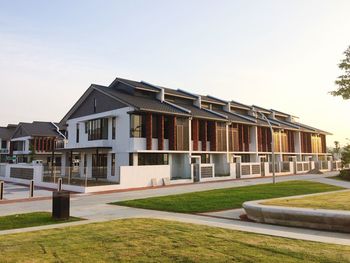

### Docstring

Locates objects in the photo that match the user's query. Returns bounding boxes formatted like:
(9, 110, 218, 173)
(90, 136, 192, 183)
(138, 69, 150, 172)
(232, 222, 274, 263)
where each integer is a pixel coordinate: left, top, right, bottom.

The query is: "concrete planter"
(243, 193, 350, 233)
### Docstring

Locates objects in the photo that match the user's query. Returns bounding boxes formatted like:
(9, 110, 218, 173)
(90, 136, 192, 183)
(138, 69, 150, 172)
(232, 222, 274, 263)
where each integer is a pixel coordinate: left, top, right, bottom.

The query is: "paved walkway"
(1, 172, 350, 246)
(0, 172, 340, 216)
(0, 182, 53, 200)
(311, 176, 350, 189)
(200, 208, 245, 220)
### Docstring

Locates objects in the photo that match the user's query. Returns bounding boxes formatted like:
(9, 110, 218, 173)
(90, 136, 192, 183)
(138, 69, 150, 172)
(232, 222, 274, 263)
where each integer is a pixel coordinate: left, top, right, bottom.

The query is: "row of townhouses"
(0, 77, 341, 192)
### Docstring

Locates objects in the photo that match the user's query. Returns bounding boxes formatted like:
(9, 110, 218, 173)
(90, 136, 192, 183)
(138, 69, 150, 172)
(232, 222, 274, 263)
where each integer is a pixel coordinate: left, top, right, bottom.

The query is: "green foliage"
(339, 169, 350, 181)
(342, 145, 350, 165)
(331, 46, 350, 99)
(28, 141, 35, 163)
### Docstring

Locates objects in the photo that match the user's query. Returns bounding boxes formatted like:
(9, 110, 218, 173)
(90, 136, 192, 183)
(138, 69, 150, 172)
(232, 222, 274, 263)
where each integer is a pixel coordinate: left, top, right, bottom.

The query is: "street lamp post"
(258, 112, 276, 184)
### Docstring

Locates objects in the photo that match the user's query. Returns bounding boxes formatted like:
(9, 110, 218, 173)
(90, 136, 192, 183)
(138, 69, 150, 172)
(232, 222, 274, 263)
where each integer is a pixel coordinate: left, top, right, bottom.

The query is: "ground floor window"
(138, 153, 169, 166)
(282, 155, 295, 162)
(240, 154, 250, 163)
(192, 154, 210, 164)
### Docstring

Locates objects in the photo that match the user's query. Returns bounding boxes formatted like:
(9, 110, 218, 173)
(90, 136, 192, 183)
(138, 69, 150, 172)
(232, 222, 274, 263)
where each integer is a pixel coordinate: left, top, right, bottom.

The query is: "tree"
(29, 141, 35, 163)
(331, 46, 350, 99)
(334, 141, 340, 153)
(342, 144, 350, 166)
(331, 141, 341, 160)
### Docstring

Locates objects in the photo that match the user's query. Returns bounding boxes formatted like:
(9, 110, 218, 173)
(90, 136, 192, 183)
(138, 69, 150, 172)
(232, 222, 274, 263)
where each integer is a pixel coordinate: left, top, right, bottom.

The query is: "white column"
(132, 153, 138, 166)
(86, 153, 93, 178)
(278, 130, 283, 162)
(61, 152, 67, 176)
(294, 131, 302, 161)
(79, 153, 85, 178)
(188, 118, 192, 153)
(226, 123, 230, 161)
(107, 153, 112, 179)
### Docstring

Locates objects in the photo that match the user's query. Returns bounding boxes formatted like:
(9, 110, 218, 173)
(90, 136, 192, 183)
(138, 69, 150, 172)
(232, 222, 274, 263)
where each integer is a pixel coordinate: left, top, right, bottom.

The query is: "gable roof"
(0, 125, 17, 140)
(12, 122, 64, 139)
(96, 85, 191, 116)
(110, 77, 159, 92)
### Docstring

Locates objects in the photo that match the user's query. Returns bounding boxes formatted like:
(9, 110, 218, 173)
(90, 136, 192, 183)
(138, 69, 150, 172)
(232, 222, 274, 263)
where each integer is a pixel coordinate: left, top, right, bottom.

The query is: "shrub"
(339, 169, 350, 181)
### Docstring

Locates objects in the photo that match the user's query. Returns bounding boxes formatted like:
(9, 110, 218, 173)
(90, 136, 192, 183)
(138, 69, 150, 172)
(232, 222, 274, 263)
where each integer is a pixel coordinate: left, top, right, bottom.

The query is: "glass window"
(241, 154, 251, 163)
(164, 116, 170, 139)
(129, 153, 134, 166)
(152, 115, 158, 139)
(130, 114, 146, 138)
(1, 140, 7, 149)
(76, 124, 80, 143)
(86, 118, 109, 141)
(192, 154, 210, 163)
(138, 153, 169, 166)
(112, 117, 116, 140)
(13, 141, 24, 151)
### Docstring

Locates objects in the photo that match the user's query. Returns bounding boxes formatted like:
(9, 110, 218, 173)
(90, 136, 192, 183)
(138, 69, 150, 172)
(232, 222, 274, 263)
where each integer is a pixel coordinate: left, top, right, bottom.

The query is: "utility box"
(52, 191, 70, 220)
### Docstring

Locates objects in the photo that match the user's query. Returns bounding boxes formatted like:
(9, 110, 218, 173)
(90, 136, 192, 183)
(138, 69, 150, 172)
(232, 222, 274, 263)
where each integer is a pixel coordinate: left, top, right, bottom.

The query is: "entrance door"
(92, 154, 107, 179)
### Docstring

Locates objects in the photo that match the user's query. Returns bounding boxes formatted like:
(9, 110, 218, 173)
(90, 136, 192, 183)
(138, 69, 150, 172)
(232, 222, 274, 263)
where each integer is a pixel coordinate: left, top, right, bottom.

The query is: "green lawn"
(0, 218, 349, 263)
(0, 212, 81, 231)
(112, 181, 342, 213)
(263, 190, 350, 211)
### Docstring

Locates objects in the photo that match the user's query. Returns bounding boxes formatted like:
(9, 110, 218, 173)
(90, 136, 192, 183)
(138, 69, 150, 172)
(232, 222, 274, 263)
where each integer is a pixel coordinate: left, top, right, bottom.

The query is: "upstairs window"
(76, 124, 80, 143)
(130, 114, 146, 138)
(112, 117, 116, 140)
(1, 140, 7, 149)
(152, 115, 158, 139)
(164, 116, 170, 139)
(86, 118, 109, 141)
(13, 141, 25, 151)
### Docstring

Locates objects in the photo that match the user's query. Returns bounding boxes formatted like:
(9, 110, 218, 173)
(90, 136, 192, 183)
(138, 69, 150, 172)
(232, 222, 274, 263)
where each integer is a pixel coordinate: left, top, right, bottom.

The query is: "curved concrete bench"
(243, 199, 350, 233)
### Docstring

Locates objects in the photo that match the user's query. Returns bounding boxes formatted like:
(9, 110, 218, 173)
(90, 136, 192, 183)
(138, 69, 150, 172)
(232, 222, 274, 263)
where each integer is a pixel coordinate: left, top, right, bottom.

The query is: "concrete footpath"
(0, 172, 350, 246)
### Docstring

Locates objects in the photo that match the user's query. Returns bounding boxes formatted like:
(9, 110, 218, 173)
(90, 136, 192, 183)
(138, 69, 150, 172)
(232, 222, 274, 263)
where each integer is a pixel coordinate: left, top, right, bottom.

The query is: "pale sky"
(0, 0, 349, 147)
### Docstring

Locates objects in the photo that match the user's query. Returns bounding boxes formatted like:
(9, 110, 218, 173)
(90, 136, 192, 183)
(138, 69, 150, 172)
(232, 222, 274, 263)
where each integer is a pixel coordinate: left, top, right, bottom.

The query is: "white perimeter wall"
(119, 165, 171, 188)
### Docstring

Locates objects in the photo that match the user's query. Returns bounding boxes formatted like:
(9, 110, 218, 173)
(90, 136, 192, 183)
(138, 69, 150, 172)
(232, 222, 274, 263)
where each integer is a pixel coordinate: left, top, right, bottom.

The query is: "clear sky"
(0, 0, 349, 147)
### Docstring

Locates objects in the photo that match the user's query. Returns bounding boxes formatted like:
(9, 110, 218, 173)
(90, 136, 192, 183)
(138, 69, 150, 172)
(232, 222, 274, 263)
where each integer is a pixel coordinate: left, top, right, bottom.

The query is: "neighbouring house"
(10, 121, 65, 166)
(48, 76, 333, 191)
(0, 124, 17, 163)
